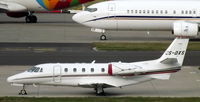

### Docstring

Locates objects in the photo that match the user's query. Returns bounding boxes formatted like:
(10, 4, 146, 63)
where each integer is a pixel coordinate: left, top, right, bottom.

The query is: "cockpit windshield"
(27, 67, 43, 72)
(85, 7, 97, 12)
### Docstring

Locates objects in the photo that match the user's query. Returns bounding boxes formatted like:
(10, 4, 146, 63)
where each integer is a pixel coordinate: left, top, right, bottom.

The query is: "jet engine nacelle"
(173, 21, 199, 37)
(6, 12, 28, 18)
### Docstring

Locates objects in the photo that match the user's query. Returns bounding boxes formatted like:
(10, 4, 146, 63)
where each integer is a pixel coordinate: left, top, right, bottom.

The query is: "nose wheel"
(100, 34, 107, 40)
(25, 15, 37, 23)
(19, 85, 27, 95)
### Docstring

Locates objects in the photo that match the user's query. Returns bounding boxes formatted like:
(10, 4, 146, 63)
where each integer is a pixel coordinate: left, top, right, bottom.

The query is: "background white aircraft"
(0, 0, 94, 23)
(73, 0, 200, 40)
(7, 35, 191, 95)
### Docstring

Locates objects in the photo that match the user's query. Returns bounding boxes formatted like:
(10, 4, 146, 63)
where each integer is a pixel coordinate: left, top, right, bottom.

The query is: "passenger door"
(107, 3, 117, 29)
(53, 65, 61, 83)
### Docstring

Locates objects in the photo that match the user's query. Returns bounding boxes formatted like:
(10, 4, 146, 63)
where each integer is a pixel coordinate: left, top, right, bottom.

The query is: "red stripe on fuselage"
(78, 0, 94, 3)
(119, 69, 180, 76)
(108, 64, 113, 75)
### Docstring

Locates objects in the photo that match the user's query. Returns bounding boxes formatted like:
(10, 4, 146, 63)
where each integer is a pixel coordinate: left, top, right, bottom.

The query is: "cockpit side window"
(27, 67, 43, 73)
(40, 68, 43, 72)
(27, 67, 37, 72)
(85, 7, 97, 12)
(34, 67, 40, 72)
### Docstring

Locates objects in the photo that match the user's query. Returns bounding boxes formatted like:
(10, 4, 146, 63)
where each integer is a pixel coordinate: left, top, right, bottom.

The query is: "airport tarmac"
(0, 66, 200, 97)
(0, 13, 177, 43)
(0, 43, 199, 65)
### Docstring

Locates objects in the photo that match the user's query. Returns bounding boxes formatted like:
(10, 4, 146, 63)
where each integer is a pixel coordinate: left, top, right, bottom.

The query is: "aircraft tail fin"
(158, 37, 189, 66)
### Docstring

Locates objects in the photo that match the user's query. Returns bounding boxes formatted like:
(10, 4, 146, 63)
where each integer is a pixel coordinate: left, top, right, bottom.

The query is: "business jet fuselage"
(0, 0, 94, 23)
(73, 0, 200, 40)
(7, 35, 190, 95)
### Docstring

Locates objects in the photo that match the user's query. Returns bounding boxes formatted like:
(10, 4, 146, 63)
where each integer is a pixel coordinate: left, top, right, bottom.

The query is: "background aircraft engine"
(173, 21, 199, 37)
(6, 12, 28, 18)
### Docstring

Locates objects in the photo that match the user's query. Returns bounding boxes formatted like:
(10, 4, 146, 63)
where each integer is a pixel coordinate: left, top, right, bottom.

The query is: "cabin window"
(91, 68, 94, 72)
(160, 10, 163, 14)
(156, 10, 159, 14)
(127, 10, 130, 13)
(147, 10, 150, 14)
(139, 10, 142, 13)
(64, 68, 68, 72)
(173, 10, 176, 14)
(131, 10, 134, 13)
(151, 10, 154, 14)
(185, 10, 188, 14)
(189, 10, 192, 14)
(101, 68, 105, 72)
(82, 68, 85, 72)
(193, 11, 196, 14)
(143, 10, 145, 13)
(73, 68, 77, 72)
(135, 10, 137, 13)
(181, 10, 184, 14)
(165, 10, 168, 14)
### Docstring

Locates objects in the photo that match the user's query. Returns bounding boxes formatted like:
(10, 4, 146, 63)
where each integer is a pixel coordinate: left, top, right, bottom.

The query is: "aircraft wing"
(77, 76, 136, 88)
(0, 1, 27, 12)
(78, 82, 115, 88)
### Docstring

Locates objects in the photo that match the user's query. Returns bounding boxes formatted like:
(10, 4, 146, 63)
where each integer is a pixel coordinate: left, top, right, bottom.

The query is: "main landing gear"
(94, 84, 105, 95)
(19, 85, 27, 95)
(25, 12, 37, 23)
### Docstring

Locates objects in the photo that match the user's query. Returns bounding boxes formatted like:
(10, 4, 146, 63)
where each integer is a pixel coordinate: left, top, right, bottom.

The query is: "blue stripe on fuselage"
(36, 0, 47, 10)
(85, 15, 200, 23)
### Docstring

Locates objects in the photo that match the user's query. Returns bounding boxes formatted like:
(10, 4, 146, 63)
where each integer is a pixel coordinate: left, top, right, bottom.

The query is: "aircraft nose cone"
(7, 76, 14, 83)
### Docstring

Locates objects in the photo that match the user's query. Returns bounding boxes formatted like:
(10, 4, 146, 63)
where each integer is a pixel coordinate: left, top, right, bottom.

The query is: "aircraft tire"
(100, 35, 107, 40)
(21, 90, 27, 95)
(25, 15, 37, 23)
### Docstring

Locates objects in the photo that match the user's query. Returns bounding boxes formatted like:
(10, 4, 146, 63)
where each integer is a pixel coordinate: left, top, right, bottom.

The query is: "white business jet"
(73, 0, 200, 40)
(7, 35, 192, 95)
(0, 0, 94, 23)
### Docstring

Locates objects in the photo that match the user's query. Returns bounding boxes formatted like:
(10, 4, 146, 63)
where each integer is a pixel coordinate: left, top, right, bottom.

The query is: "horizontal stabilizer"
(160, 58, 178, 64)
(149, 73, 171, 80)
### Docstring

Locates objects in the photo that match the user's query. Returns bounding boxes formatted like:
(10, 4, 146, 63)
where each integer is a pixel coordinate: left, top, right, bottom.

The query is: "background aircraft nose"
(72, 13, 80, 23)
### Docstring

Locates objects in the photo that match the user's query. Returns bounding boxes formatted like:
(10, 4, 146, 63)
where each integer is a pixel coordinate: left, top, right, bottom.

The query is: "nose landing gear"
(91, 28, 107, 40)
(19, 85, 27, 95)
(100, 34, 107, 40)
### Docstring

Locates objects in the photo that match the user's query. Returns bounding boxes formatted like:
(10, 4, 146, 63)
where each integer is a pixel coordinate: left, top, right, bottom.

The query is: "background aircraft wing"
(0, 1, 9, 12)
